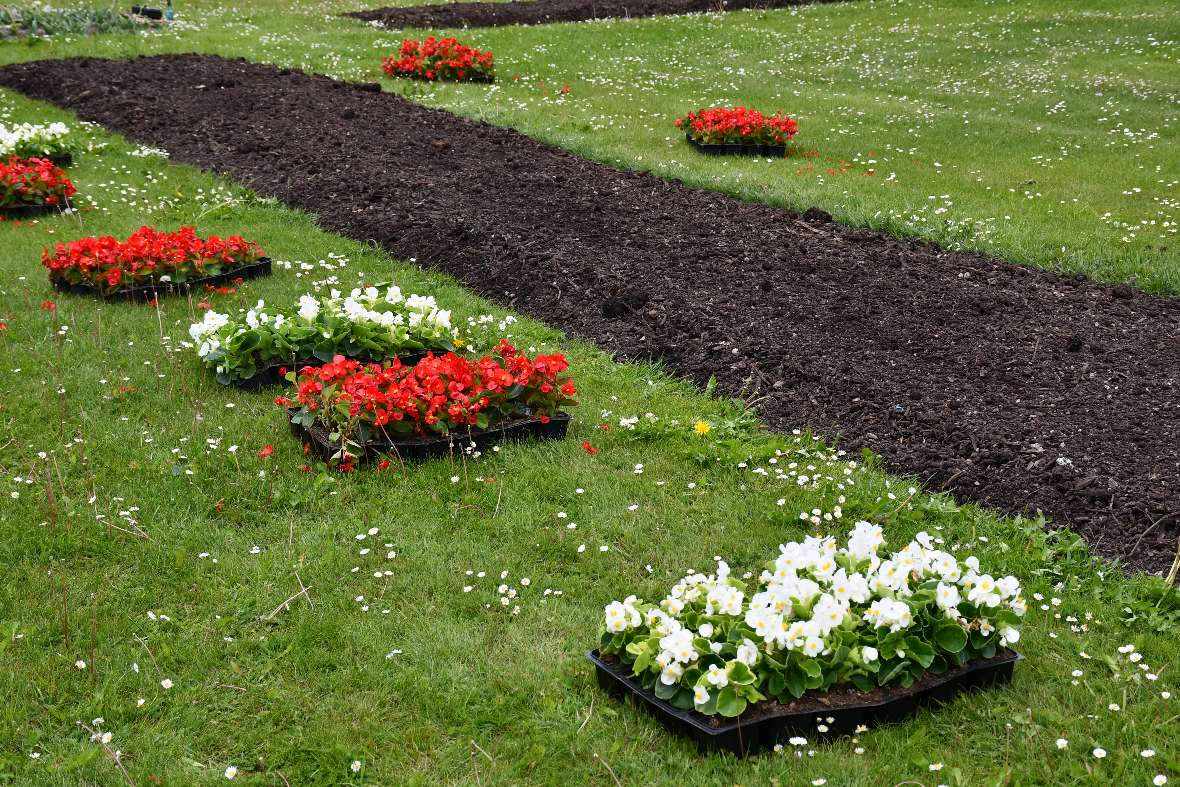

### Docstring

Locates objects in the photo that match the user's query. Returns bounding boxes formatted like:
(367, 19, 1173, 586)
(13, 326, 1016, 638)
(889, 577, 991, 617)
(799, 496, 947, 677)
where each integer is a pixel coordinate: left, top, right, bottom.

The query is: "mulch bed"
(1, 54, 1176, 573)
(348, 0, 840, 29)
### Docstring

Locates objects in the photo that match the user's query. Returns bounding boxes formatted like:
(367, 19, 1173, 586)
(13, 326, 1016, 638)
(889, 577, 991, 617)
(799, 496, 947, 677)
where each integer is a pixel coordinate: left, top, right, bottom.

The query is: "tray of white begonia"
(589, 522, 1025, 755)
(188, 284, 462, 388)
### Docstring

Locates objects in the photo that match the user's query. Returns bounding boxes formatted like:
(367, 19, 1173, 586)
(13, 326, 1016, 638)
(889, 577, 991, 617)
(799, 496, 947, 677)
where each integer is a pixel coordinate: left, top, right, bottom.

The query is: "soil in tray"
(348, 0, 844, 29)
(50, 257, 271, 302)
(687, 135, 786, 157)
(0, 201, 65, 218)
(291, 410, 571, 462)
(591, 648, 1020, 753)
(5, 55, 1177, 572)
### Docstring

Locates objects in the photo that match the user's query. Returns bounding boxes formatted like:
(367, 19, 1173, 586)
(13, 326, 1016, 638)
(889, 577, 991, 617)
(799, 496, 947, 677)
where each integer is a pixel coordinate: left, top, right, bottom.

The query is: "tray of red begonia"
(281, 340, 576, 467)
(590, 524, 1025, 755)
(675, 107, 798, 157)
(381, 37, 495, 83)
(42, 226, 270, 301)
(0, 155, 76, 217)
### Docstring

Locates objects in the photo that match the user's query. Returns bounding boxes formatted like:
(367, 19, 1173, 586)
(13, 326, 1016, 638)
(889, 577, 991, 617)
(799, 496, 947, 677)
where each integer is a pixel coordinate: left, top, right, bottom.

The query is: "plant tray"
(49, 153, 73, 167)
(229, 351, 431, 390)
(0, 201, 65, 219)
(50, 257, 271, 302)
(289, 408, 571, 463)
(587, 648, 1022, 756)
(686, 133, 786, 158)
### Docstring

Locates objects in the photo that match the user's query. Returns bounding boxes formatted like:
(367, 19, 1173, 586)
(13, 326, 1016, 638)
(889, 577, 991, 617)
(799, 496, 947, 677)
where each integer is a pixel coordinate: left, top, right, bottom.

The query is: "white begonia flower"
(1000, 626, 1020, 645)
(803, 636, 825, 658)
(736, 639, 759, 667)
(968, 575, 1001, 607)
(659, 662, 683, 686)
(659, 629, 695, 664)
(698, 623, 714, 638)
(297, 295, 320, 321)
(936, 582, 961, 613)
(862, 646, 879, 663)
(694, 685, 710, 705)
(604, 601, 638, 633)
(705, 663, 729, 688)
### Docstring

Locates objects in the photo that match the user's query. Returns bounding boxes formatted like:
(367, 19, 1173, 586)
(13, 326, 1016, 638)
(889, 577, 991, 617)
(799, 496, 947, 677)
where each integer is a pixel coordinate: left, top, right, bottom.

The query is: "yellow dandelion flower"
(693, 420, 711, 435)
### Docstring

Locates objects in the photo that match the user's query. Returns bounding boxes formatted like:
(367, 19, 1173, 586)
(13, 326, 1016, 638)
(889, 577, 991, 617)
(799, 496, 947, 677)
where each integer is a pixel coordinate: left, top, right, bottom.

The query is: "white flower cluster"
(188, 285, 458, 366)
(324, 285, 454, 334)
(604, 523, 1026, 704)
(189, 309, 231, 360)
(0, 122, 72, 158)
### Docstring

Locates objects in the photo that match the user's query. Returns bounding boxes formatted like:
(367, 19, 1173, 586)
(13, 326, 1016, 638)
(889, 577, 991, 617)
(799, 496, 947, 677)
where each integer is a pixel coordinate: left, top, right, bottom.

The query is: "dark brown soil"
(348, 0, 840, 30)
(2, 55, 1177, 572)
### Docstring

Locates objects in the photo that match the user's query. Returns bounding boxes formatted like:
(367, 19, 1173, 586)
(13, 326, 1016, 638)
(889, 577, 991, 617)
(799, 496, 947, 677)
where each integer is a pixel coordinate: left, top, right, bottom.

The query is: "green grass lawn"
(1, 0, 1178, 292)
(0, 1, 1178, 785)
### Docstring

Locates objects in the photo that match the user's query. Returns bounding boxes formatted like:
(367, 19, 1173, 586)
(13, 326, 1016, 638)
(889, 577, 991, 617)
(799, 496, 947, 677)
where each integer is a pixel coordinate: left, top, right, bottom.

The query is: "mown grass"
(0, 0, 1178, 292)
(0, 74, 1178, 787)
(0, 1, 1178, 785)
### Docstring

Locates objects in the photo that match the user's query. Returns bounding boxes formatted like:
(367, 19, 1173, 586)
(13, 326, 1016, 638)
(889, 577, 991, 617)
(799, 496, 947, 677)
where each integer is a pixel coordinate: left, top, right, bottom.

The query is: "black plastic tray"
(230, 350, 431, 390)
(290, 408, 571, 463)
(686, 133, 786, 158)
(0, 201, 66, 219)
(48, 153, 73, 168)
(588, 648, 1021, 756)
(50, 257, 271, 302)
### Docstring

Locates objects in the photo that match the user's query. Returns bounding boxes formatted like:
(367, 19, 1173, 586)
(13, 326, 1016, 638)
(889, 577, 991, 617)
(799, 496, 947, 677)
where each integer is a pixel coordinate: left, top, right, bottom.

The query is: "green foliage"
(0, 5, 141, 38)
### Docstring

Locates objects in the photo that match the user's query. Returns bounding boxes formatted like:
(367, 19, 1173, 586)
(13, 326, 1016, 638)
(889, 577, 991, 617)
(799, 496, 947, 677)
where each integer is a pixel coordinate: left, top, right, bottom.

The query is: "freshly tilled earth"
(348, 0, 840, 29)
(2, 55, 1177, 572)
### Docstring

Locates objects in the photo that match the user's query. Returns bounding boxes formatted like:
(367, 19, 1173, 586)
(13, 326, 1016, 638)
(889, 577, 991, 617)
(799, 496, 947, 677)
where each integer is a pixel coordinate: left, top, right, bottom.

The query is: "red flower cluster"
(675, 107, 799, 146)
(285, 341, 576, 439)
(0, 156, 76, 208)
(381, 37, 495, 82)
(41, 226, 265, 294)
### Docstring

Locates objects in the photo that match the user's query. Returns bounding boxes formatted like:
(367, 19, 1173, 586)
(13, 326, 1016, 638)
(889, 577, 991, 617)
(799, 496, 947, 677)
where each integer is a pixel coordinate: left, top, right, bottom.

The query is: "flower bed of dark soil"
(348, 0, 843, 30)
(589, 649, 1021, 755)
(2, 55, 1176, 572)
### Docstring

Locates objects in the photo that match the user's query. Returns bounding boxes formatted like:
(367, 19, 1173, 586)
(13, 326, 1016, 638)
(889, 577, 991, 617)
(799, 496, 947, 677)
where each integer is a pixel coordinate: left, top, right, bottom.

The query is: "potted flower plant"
(189, 285, 465, 388)
(42, 225, 269, 300)
(0, 155, 75, 216)
(590, 523, 1025, 755)
(280, 340, 577, 467)
(381, 37, 495, 83)
(0, 122, 78, 166)
(675, 107, 798, 157)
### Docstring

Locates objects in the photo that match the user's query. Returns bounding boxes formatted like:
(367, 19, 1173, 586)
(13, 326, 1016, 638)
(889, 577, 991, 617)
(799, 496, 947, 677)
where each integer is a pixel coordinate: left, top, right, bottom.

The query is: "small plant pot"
(228, 351, 431, 390)
(131, 5, 163, 19)
(0, 201, 63, 219)
(587, 649, 1022, 756)
(289, 408, 572, 464)
(50, 257, 272, 303)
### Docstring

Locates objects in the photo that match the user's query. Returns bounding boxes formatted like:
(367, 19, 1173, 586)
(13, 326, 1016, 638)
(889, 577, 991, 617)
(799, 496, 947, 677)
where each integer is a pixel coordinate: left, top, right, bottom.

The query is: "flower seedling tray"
(231, 351, 431, 391)
(49, 153, 73, 168)
(0, 201, 65, 219)
(51, 257, 271, 302)
(587, 648, 1021, 756)
(686, 133, 785, 158)
(289, 409, 571, 463)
